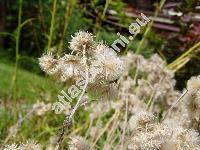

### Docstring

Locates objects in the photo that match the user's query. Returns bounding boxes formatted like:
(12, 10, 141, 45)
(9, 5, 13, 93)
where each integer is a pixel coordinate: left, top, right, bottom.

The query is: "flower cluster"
(120, 52, 181, 111)
(39, 31, 124, 84)
(39, 31, 124, 115)
(4, 140, 41, 150)
(127, 110, 200, 150)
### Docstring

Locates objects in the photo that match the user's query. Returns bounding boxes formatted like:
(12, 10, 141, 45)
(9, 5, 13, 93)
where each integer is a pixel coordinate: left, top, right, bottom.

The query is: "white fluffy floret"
(128, 124, 171, 150)
(57, 54, 85, 81)
(187, 75, 200, 92)
(162, 127, 200, 150)
(4, 144, 19, 150)
(69, 31, 94, 55)
(91, 44, 124, 81)
(38, 53, 58, 75)
(68, 136, 90, 150)
(129, 110, 155, 131)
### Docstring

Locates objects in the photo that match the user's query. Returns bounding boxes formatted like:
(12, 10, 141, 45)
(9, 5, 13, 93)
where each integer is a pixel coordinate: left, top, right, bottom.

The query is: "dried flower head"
(38, 53, 58, 75)
(91, 44, 124, 81)
(129, 124, 171, 150)
(129, 110, 155, 131)
(180, 75, 200, 130)
(121, 52, 178, 113)
(4, 144, 19, 150)
(95, 43, 116, 55)
(187, 75, 200, 92)
(56, 54, 85, 81)
(68, 136, 90, 150)
(69, 31, 94, 55)
(162, 127, 200, 150)
(21, 140, 41, 150)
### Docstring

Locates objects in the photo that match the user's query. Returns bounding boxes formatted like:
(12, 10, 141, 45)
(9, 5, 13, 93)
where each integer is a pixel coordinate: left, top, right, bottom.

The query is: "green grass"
(0, 61, 63, 102)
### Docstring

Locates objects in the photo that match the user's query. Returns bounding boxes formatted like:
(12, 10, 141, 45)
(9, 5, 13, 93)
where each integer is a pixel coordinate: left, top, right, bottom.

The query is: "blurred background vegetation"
(0, 0, 199, 146)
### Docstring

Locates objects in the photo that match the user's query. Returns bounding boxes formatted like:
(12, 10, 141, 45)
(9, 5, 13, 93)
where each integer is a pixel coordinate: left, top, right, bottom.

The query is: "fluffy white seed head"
(4, 144, 19, 150)
(39, 53, 58, 75)
(20, 140, 41, 150)
(162, 127, 200, 150)
(182, 75, 200, 130)
(121, 52, 178, 113)
(95, 43, 117, 56)
(91, 44, 124, 81)
(129, 110, 155, 131)
(39, 32, 124, 84)
(129, 124, 171, 150)
(187, 75, 200, 92)
(57, 54, 85, 81)
(68, 136, 90, 150)
(69, 31, 94, 55)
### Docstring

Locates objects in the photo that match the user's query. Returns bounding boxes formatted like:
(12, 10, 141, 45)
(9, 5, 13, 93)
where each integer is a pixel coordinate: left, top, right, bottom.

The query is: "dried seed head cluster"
(128, 110, 167, 149)
(68, 136, 90, 150)
(39, 31, 124, 84)
(128, 123, 171, 150)
(4, 140, 41, 150)
(127, 110, 200, 150)
(175, 75, 200, 130)
(129, 110, 155, 131)
(162, 127, 200, 150)
(86, 50, 200, 150)
(38, 53, 58, 75)
(90, 45, 124, 81)
(120, 52, 181, 111)
(69, 31, 94, 55)
(4, 144, 19, 150)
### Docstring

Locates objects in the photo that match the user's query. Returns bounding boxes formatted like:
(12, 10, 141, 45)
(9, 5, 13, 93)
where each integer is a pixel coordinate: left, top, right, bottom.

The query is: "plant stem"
(102, 0, 110, 19)
(13, 0, 23, 101)
(58, 0, 77, 55)
(120, 98, 128, 150)
(135, 0, 166, 54)
(96, 0, 111, 40)
(168, 41, 200, 69)
(162, 89, 188, 122)
(91, 111, 119, 149)
(47, 0, 57, 51)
